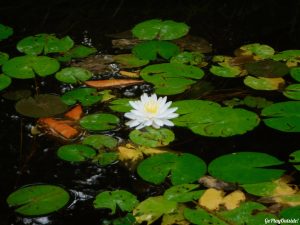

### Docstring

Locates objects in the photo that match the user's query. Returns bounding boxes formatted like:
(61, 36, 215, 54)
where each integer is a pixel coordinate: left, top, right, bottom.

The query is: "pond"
(1, 1, 300, 225)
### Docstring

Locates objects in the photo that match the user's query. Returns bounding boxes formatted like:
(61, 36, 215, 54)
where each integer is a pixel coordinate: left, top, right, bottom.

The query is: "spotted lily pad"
(113, 54, 149, 68)
(244, 76, 285, 90)
(2, 55, 60, 79)
(0, 24, 13, 41)
(15, 94, 68, 118)
(55, 67, 93, 84)
(17, 33, 74, 55)
(245, 60, 289, 78)
(261, 101, 300, 132)
(170, 51, 204, 65)
(57, 144, 96, 162)
(137, 153, 206, 185)
(61, 87, 102, 106)
(132, 19, 189, 40)
(129, 127, 175, 147)
(237, 43, 275, 59)
(132, 40, 180, 60)
(208, 152, 285, 184)
(6, 184, 70, 216)
(0, 74, 11, 91)
(80, 113, 120, 131)
(94, 190, 139, 214)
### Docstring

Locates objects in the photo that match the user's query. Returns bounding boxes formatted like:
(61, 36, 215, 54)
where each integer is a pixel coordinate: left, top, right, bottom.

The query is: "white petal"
(126, 120, 141, 128)
(129, 101, 140, 110)
(152, 123, 161, 129)
(153, 119, 164, 127)
(162, 119, 174, 126)
(141, 93, 149, 104)
(163, 113, 179, 119)
(136, 123, 146, 129)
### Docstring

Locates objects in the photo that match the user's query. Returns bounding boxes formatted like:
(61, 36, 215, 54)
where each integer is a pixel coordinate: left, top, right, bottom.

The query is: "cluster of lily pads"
(2, 19, 300, 224)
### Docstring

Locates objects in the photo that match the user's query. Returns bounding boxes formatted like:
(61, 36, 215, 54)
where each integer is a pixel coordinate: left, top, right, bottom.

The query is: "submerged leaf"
(245, 60, 289, 78)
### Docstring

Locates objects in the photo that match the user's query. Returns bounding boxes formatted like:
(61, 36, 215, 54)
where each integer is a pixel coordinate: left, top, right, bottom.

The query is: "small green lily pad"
(55, 67, 93, 84)
(283, 84, 300, 100)
(0, 51, 9, 65)
(82, 134, 118, 149)
(210, 65, 241, 78)
(6, 184, 70, 216)
(97, 152, 119, 166)
(109, 98, 134, 112)
(0, 74, 11, 91)
(163, 184, 204, 203)
(0, 24, 13, 41)
(239, 43, 275, 59)
(170, 51, 204, 65)
(113, 54, 149, 68)
(57, 45, 97, 62)
(94, 190, 139, 214)
(290, 67, 300, 82)
(208, 152, 285, 184)
(57, 144, 97, 162)
(80, 113, 120, 131)
(15, 94, 68, 118)
(129, 127, 175, 147)
(137, 153, 206, 185)
(244, 76, 284, 90)
(61, 87, 102, 106)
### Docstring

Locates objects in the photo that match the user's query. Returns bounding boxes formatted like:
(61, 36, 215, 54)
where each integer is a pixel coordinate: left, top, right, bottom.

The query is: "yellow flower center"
(144, 100, 159, 114)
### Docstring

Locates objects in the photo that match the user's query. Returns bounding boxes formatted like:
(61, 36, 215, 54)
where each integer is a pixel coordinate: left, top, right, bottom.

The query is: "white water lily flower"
(125, 93, 178, 129)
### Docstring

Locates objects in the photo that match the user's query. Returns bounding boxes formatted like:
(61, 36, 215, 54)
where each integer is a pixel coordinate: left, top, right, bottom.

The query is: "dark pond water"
(1, 0, 300, 224)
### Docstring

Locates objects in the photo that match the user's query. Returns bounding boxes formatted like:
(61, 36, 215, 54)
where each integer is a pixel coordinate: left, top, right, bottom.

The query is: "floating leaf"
(0, 24, 13, 41)
(0, 74, 11, 91)
(173, 100, 260, 137)
(170, 51, 204, 65)
(57, 45, 97, 62)
(117, 144, 144, 169)
(208, 152, 285, 184)
(132, 40, 180, 60)
(290, 67, 300, 82)
(55, 67, 93, 84)
(262, 101, 300, 132)
(218, 201, 276, 225)
(61, 87, 102, 106)
(137, 153, 206, 185)
(129, 127, 175, 147)
(238, 43, 275, 59)
(0, 51, 9, 65)
(6, 184, 69, 216)
(97, 152, 119, 166)
(17, 34, 74, 55)
(85, 79, 143, 89)
(141, 63, 204, 95)
(280, 206, 300, 220)
(245, 60, 289, 78)
(113, 54, 149, 68)
(272, 50, 300, 66)
(242, 96, 273, 108)
(163, 184, 203, 203)
(289, 150, 300, 170)
(2, 55, 60, 79)
(112, 213, 136, 225)
(283, 84, 300, 100)
(162, 204, 189, 225)
(57, 144, 96, 162)
(133, 196, 177, 225)
(244, 76, 285, 90)
(132, 19, 189, 40)
(15, 94, 68, 118)
(184, 207, 228, 225)
(82, 134, 118, 149)
(94, 190, 139, 214)
(209, 65, 241, 78)
(109, 98, 134, 112)
(2, 89, 31, 101)
(80, 113, 119, 131)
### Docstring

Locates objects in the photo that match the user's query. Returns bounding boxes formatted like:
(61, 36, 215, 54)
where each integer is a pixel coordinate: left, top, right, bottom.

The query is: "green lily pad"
(208, 152, 285, 184)
(132, 40, 180, 60)
(280, 206, 300, 220)
(57, 144, 96, 162)
(137, 153, 206, 185)
(129, 127, 175, 147)
(0, 74, 11, 91)
(82, 134, 118, 149)
(113, 54, 149, 68)
(132, 19, 189, 40)
(80, 113, 120, 131)
(239, 43, 275, 59)
(55, 67, 93, 84)
(244, 76, 285, 90)
(242, 182, 278, 197)
(210, 65, 241, 78)
(140, 63, 204, 95)
(57, 45, 97, 62)
(6, 184, 70, 216)
(219, 201, 277, 225)
(283, 84, 300, 100)
(163, 184, 203, 203)
(97, 152, 119, 166)
(15, 94, 68, 118)
(112, 213, 136, 225)
(245, 60, 289, 78)
(109, 98, 134, 112)
(0, 51, 9, 65)
(184, 207, 228, 225)
(272, 50, 300, 64)
(173, 100, 260, 137)
(2, 55, 60, 79)
(0, 24, 13, 41)
(170, 51, 204, 65)
(94, 190, 139, 214)
(262, 101, 300, 132)
(133, 196, 177, 225)
(17, 34, 74, 55)
(289, 150, 300, 170)
(61, 87, 102, 106)
(290, 67, 300, 82)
